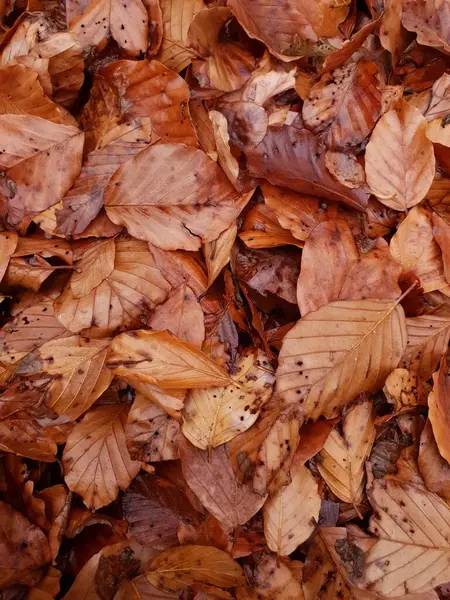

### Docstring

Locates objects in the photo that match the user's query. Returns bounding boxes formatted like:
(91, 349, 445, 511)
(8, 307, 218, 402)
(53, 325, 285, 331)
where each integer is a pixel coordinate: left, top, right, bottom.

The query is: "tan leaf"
(70, 238, 115, 297)
(390, 205, 450, 294)
(43, 32, 85, 107)
(108, 329, 232, 389)
(297, 220, 401, 315)
(101, 59, 197, 147)
(55, 238, 171, 337)
(276, 298, 407, 419)
(317, 401, 375, 508)
(0, 230, 18, 282)
(4, 256, 57, 291)
(365, 100, 435, 211)
(384, 369, 428, 412)
(55, 119, 153, 236)
(400, 308, 450, 381)
(431, 201, 450, 283)
(182, 350, 274, 449)
(0, 500, 51, 588)
(63, 403, 140, 509)
(148, 285, 205, 348)
(146, 545, 244, 591)
(0, 415, 58, 462)
(246, 125, 369, 211)
(15, 335, 112, 421)
(0, 64, 74, 123)
(263, 461, 320, 555)
(12, 236, 72, 263)
(237, 554, 304, 600)
(0, 114, 84, 228)
(228, 0, 350, 61)
(418, 419, 450, 504)
(156, 0, 205, 72)
(123, 473, 201, 550)
(402, 0, 450, 54)
(104, 143, 245, 250)
(428, 353, 450, 465)
(208, 110, 240, 188)
(204, 223, 237, 287)
(423, 73, 450, 122)
(114, 575, 178, 600)
(69, 0, 149, 57)
(361, 478, 450, 596)
(128, 382, 185, 420)
(303, 61, 382, 150)
(238, 202, 302, 249)
(0, 298, 68, 365)
(180, 437, 267, 529)
(219, 102, 268, 150)
(126, 393, 180, 462)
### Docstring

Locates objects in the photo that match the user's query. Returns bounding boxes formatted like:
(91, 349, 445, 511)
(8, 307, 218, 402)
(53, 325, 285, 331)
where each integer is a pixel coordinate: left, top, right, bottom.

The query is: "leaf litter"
(0, 0, 450, 598)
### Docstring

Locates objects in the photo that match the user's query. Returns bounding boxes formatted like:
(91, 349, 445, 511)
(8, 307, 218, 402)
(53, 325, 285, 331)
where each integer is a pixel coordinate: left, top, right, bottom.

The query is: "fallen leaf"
(146, 545, 244, 591)
(55, 238, 171, 337)
(263, 459, 320, 555)
(228, 0, 350, 61)
(361, 478, 450, 596)
(104, 143, 245, 250)
(182, 349, 274, 449)
(28, 566, 61, 600)
(303, 61, 382, 150)
(246, 124, 369, 211)
(297, 220, 401, 315)
(325, 151, 367, 190)
(218, 102, 268, 150)
(402, 0, 450, 54)
(190, 99, 218, 160)
(180, 436, 267, 529)
(0, 500, 51, 588)
(0, 230, 18, 282)
(63, 403, 140, 509)
(276, 298, 407, 419)
(390, 205, 450, 294)
(126, 392, 180, 462)
(100, 59, 197, 147)
(114, 575, 178, 600)
(419, 419, 450, 504)
(384, 368, 428, 413)
(365, 100, 435, 211)
(208, 110, 240, 188)
(204, 223, 237, 287)
(157, 0, 205, 72)
(238, 553, 304, 600)
(428, 353, 450, 466)
(317, 401, 375, 509)
(123, 473, 201, 550)
(431, 201, 450, 284)
(379, 0, 410, 66)
(108, 329, 232, 389)
(0, 114, 84, 228)
(238, 202, 302, 249)
(148, 284, 205, 347)
(68, 0, 149, 57)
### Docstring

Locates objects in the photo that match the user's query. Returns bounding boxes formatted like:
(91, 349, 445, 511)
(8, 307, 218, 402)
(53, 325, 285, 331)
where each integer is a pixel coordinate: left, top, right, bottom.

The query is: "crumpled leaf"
(182, 349, 274, 449)
(297, 219, 401, 315)
(418, 419, 450, 504)
(365, 100, 435, 211)
(263, 458, 320, 556)
(63, 403, 140, 510)
(180, 436, 267, 529)
(317, 401, 375, 508)
(122, 473, 201, 550)
(228, 0, 350, 61)
(238, 202, 301, 249)
(246, 124, 369, 211)
(108, 329, 232, 389)
(104, 143, 246, 250)
(237, 554, 304, 600)
(276, 298, 407, 419)
(303, 60, 382, 150)
(126, 392, 181, 462)
(384, 368, 428, 412)
(0, 114, 84, 228)
(0, 500, 51, 588)
(402, 0, 450, 54)
(146, 545, 244, 592)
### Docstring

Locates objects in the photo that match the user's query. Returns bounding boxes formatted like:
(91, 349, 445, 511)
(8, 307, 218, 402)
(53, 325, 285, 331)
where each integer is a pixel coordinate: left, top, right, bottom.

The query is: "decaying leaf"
(63, 403, 140, 509)
(276, 298, 407, 419)
(317, 401, 375, 509)
(428, 353, 450, 465)
(182, 349, 274, 449)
